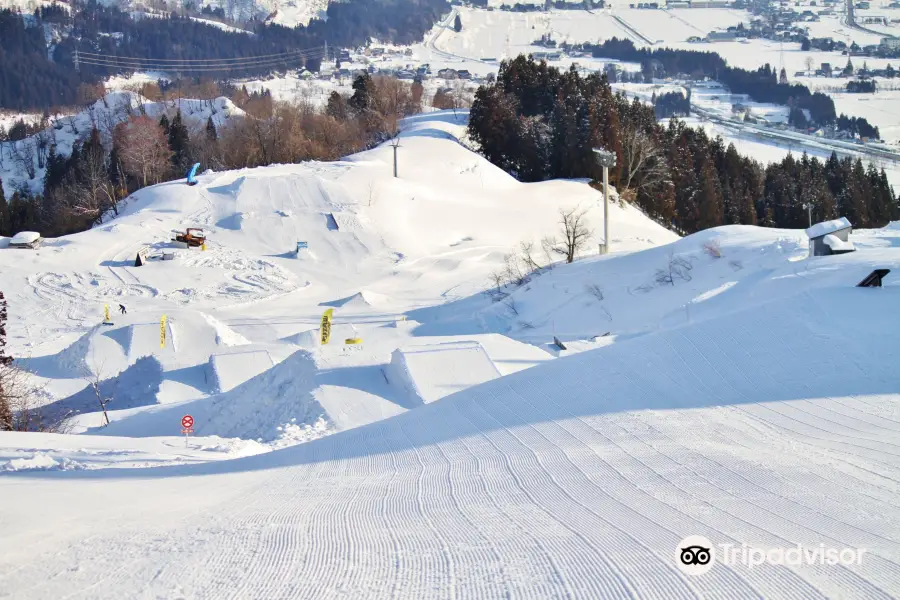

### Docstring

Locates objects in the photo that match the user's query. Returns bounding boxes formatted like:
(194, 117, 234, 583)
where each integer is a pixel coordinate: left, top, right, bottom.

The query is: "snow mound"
(387, 341, 501, 404)
(208, 350, 275, 393)
(329, 211, 364, 232)
(281, 329, 320, 348)
(0, 452, 86, 473)
(320, 290, 390, 309)
(200, 312, 251, 347)
(102, 350, 326, 445)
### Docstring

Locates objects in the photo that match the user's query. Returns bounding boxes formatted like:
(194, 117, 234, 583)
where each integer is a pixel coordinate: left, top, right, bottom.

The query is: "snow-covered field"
(2, 107, 900, 597)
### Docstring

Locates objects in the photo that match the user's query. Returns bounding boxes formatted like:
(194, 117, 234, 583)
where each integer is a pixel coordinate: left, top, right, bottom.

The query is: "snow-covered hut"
(8, 231, 42, 249)
(806, 217, 854, 256)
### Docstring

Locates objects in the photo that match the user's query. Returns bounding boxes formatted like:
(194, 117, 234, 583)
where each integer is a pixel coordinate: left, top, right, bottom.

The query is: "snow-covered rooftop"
(806, 217, 851, 239)
(9, 231, 40, 244)
(823, 233, 855, 252)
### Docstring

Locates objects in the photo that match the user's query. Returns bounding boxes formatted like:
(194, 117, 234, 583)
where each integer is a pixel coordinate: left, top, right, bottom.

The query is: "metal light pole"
(390, 133, 401, 178)
(592, 147, 617, 255)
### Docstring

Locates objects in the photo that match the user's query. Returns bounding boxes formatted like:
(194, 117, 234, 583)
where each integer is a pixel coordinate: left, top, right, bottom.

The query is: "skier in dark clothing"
(119, 304, 127, 315)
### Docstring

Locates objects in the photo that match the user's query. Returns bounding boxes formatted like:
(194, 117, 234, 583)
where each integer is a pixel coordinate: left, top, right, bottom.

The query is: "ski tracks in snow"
(3, 300, 900, 599)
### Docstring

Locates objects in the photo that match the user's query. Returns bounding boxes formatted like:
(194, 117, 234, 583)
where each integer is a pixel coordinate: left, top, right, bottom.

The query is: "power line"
(75, 46, 326, 73)
(77, 53, 325, 72)
(76, 45, 325, 64)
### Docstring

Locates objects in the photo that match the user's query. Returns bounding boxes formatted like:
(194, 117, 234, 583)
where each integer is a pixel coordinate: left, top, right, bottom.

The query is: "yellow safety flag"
(160, 315, 168, 349)
(104, 304, 111, 323)
(320, 309, 333, 345)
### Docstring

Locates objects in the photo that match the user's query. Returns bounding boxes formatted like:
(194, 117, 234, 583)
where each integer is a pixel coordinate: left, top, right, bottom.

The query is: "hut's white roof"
(806, 217, 851, 239)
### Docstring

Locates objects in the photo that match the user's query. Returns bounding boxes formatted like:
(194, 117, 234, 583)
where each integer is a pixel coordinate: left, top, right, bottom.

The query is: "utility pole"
(391, 131, 401, 178)
(592, 147, 617, 255)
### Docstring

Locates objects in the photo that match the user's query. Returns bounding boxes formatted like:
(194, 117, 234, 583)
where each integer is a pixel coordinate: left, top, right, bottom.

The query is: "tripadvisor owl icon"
(676, 535, 716, 576)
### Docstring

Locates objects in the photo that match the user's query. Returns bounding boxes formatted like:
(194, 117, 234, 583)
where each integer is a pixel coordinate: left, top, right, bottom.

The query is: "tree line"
(0, 0, 449, 111)
(585, 38, 878, 139)
(0, 74, 423, 238)
(467, 56, 898, 236)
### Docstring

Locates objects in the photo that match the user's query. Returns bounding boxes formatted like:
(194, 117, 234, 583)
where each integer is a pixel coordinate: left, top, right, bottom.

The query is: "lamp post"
(592, 147, 616, 255)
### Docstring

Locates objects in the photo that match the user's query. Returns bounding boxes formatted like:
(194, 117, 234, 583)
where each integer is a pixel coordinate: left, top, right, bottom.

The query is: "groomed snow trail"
(2, 288, 899, 599)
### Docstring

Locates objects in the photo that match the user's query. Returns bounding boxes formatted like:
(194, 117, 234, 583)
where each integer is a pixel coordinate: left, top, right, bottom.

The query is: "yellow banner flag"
(104, 304, 111, 323)
(160, 315, 167, 348)
(320, 309, 333, 345)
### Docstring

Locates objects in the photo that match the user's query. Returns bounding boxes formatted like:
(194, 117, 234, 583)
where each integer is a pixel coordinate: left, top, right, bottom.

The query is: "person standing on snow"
(119, 304, 127, 315)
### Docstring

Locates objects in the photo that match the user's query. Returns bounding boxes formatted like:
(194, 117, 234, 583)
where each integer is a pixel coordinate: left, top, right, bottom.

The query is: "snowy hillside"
(0, 92, 245, 198)
(3, 108, 900, 597)
(0, 109, 673, 445)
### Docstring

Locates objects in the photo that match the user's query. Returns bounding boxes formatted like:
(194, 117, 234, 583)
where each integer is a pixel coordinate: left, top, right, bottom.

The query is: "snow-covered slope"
(409, 224, 894, 345)
(2, 246, 899, 598)
(0, 109, 673, 442)
(3, 108, 900, 598)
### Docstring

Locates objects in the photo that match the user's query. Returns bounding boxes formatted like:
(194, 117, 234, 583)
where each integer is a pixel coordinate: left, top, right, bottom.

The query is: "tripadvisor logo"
(675, 536, 867, 575)
(676, 535, 715, 576)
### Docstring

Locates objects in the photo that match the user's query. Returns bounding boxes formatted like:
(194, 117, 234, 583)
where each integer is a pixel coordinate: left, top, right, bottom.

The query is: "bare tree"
(488, 270, 507, 299)
(805, 56, 815, 75)
(114, 116, 173, 187)
(77, 81, 106, 107)
(558, 207, 592, 263)
(35, 129, 52, 169)
(11, 140, 36, 179)
(540, 236, 557, 269)
(71, 139, 118, 223)
(0, 362, 67, 432)
(655, 253, 694, 286)
(452, 80, 473, 110)
(620, 127, 669, 199)
(64, 115, 79, 136)
(503, 252, 528, 286)
(519, 241, 541, 273)
(81, 364, 112, 426)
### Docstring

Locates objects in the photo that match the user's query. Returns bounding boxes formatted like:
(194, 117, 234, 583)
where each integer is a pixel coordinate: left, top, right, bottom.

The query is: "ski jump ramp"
(208, 350, 275, 393)
(388, 341, 501, 405)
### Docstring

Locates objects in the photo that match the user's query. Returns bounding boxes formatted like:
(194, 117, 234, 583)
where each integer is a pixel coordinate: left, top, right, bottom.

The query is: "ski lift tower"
(592, 147, 616, 255)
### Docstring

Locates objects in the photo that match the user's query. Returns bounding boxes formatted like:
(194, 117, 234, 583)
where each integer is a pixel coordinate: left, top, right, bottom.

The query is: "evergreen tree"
(43, 145, 67, 192)
(167, 110, 190, 172)
(697, 154, 723, 230)
(0, 179, 8, 236)
(326, 91, 349, 120)
(159, 113, 170, 136)
(779, 67, 788, 85)
(843, 58, 854, 76)
(454, 14, 462, 33)
(206, 116, 218, 141)
(349, 74, 374, 112)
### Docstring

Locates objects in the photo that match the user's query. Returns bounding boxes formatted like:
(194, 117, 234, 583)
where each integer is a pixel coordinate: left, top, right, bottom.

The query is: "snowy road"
(3, 288, 899, 599)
